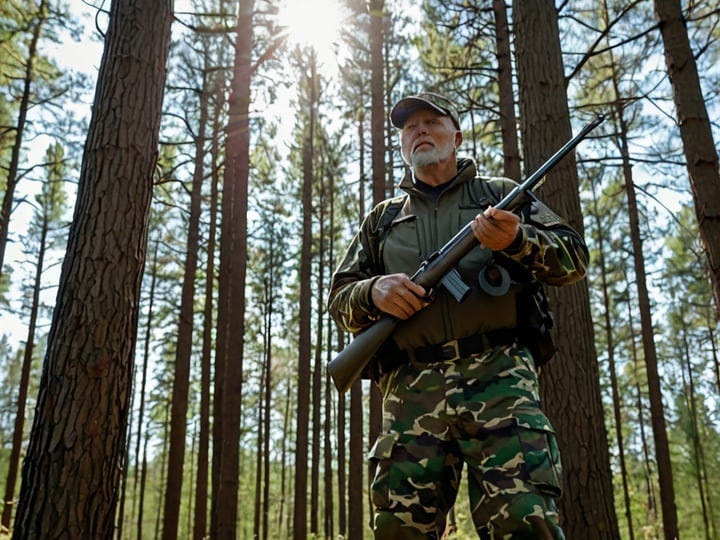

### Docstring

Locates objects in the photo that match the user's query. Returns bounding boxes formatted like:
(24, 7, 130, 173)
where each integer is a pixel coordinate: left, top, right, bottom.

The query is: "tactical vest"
(374, 176, 556, 365)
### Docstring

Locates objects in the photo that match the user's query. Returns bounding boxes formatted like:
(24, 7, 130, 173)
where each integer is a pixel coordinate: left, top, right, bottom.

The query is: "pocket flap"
(514, 412, 556, 433)
(517, 426, 562, 497)
(368, 433, 398, 460)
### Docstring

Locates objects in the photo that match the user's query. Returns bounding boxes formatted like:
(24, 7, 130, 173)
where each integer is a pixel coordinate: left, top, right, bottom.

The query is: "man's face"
(400, 108, 461, 168)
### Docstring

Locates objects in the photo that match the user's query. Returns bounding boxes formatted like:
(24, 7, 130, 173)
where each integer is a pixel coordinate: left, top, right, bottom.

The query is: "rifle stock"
(327, 317, 398, 393)
(328, 115, 604, 393)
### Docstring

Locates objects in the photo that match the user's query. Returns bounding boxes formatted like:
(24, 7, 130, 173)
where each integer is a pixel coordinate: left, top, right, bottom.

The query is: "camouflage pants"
(370, 341, 564, 539)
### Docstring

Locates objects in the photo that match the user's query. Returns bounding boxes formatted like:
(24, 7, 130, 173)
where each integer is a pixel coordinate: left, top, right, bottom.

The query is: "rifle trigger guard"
(478, 263, 511, 296)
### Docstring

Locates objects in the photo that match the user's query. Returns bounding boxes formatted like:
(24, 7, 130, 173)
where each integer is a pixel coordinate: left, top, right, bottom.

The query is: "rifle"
(328, 114, 604, 393)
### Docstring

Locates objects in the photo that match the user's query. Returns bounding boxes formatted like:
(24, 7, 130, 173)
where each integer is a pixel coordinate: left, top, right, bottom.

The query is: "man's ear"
(455, 130, 463, 148)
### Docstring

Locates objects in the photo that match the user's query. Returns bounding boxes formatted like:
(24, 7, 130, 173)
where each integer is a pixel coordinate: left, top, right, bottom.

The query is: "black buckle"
(440, 340, 459, 361)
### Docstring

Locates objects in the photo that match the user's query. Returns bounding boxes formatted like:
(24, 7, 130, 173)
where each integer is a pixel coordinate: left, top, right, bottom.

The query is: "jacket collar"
(399, 157, 477, 196)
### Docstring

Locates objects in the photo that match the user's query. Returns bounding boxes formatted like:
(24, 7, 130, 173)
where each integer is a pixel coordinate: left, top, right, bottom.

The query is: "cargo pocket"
(368, 433, 398, 510)
(517, 426, 562, 497)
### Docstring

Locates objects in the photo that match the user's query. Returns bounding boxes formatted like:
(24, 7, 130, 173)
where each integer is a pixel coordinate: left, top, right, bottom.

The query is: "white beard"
(410, 139, 455, 168)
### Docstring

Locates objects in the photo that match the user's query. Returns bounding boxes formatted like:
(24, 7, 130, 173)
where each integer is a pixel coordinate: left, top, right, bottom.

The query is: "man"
(328, 91, 588, 539)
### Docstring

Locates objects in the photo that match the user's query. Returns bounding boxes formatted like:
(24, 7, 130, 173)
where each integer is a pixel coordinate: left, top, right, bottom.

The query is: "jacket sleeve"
(483, 177, 589, 285)
(501, 196, 589, 286)
(327, 203, 387, 334)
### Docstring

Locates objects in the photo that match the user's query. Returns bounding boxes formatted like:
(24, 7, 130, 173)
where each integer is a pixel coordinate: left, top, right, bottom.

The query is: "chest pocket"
(381, 213, 421, 276)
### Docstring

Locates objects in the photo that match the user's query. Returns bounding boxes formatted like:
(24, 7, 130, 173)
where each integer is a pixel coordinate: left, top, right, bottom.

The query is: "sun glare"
(277, 0, 346, 59)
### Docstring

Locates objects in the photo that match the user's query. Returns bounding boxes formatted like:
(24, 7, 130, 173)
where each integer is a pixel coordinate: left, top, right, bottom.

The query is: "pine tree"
(12, 0, 173, 535)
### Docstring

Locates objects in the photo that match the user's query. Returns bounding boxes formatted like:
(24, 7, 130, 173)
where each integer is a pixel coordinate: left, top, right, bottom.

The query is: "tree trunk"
(324, 339, 335, 539)
(347, 108, 367, 540)
(348, 378, 365, 539)
(588, 145, 634, 540)
(654, 0, 720, 319)
(369, 0, 385, 530)
(622, 101, 679, 540)
(155, 403, 171, 538)
(211, 1, 254, 537)
(491, 0, 521, 182)
(293, 51, 317, 540)
(2, 139, 66, 527)
(135, 241, 159, 540)
(512, 1, 619, 537)
(328, 158, 346, 539)
(603, 44, 648, 536)
(369, 0, 386, 205)
(193, 69, 223, 540)
(162, 63, 209, 540)
(253, 366, 265, 539)
(624, 279, 659, 531)
(336, 331, 348, 537)
(279, 382, 292, 536)
(610, 62, 680, 537)
(311, 200, 325, 535)
(262, 308, 272, 540)
(678, 313, 712, 540)
(11, 0, 173, 536)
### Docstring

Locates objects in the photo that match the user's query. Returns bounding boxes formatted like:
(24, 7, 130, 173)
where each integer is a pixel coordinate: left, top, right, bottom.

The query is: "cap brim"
(390, 97, 451, 129)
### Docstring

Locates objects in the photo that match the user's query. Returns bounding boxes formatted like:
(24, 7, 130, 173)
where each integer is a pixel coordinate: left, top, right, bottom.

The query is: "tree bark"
(369, 0, 385, 530)
(11, 0, 173, 536)
(262, 311, 272, 540)
(348, 379, 365, 539)
(369, 0, 386, 205)
(348, 108, 366, 540)
(491, 0, 521, 182)
(620, 83, 680, 540)
(211, 1, 254, 537)
(512, 1, 619, 537)
(162, 63, 209, 540)
(311, 207, 324, 536)
(135, 241, 159, 540)
(611, 62, 679, 538)
(293, 51, 317, 540)
(193, 69, 223, 540)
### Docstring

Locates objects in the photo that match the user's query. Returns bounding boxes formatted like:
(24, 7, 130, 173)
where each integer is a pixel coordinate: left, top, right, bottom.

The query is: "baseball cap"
(390, 91, 461, 130)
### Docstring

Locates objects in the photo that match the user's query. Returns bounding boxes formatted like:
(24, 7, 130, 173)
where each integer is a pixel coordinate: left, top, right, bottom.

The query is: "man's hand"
(371, 274, 428, 320)
(471, 206, 520, 251)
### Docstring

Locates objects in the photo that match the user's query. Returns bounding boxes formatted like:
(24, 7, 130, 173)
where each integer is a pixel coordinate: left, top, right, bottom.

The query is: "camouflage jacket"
(327, 158, 589, 351)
